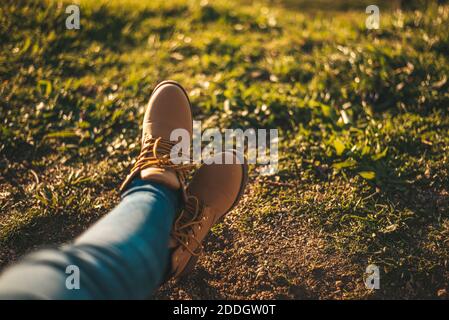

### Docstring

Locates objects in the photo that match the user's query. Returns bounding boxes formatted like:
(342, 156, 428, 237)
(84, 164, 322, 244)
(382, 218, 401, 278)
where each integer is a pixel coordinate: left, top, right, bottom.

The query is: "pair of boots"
(120, 81, 248, 279)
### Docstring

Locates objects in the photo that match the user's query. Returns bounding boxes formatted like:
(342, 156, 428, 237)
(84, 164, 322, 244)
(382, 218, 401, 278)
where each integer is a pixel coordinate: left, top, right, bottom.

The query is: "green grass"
(1, 0, 448, 299)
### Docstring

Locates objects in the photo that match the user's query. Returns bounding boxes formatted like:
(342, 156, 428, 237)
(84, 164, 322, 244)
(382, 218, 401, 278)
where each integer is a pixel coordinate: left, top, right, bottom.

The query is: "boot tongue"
(140, 167, 181, 190)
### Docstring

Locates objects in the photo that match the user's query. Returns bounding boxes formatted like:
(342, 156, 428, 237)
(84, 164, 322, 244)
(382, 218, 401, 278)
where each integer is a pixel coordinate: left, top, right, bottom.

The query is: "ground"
(0, 0, 448, 299)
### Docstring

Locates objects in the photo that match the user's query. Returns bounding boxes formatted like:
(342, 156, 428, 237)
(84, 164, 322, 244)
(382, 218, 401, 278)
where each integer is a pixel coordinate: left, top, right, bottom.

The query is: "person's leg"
(0, 81, 194, 299)
(0, 178, 179, 299)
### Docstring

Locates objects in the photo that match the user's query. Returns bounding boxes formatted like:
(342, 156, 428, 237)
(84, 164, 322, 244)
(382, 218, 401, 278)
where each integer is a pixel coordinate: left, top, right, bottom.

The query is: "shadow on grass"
(0, 211, 101, 270)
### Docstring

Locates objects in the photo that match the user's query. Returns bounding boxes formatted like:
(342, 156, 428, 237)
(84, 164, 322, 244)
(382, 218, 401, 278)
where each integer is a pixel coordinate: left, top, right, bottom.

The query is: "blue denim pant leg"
(0, 179, 179, 299)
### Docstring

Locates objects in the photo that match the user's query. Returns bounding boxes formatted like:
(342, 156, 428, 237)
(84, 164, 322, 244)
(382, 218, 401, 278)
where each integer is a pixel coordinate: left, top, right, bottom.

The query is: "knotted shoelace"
(119, 136, 194, 193)
(171, 194, 205, 256)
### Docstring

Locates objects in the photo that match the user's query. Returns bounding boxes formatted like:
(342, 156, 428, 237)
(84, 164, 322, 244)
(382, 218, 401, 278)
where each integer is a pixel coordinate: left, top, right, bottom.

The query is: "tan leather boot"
(120, 80, 193, 193)
(168, 150, 248, 279)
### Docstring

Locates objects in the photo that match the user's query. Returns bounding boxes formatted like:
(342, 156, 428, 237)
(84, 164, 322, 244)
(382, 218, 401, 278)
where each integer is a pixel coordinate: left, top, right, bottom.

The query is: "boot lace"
(172, 195, 205, 256)
(120, 136, 194, 192)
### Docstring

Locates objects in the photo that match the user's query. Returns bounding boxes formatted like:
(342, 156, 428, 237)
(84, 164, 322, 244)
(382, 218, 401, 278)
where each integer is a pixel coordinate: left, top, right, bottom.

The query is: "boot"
(168, 150, 248, 278)
(120, 80, 193, 193)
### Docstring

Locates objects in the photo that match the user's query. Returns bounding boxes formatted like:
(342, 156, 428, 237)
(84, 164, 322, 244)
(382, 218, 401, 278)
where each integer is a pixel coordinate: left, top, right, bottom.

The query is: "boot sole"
(216, 149, 249, 222)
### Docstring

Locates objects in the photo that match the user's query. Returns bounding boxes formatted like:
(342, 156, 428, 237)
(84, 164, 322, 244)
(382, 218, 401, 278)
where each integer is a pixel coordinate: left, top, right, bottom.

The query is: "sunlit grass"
(1, 0, 448, 298)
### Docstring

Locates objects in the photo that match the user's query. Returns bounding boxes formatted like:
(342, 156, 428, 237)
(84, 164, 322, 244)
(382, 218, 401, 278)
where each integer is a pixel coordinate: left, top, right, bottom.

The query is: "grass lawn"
(1, 0, 448, 299)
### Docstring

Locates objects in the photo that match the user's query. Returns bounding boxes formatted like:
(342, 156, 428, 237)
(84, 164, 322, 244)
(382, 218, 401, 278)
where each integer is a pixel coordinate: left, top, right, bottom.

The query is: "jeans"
(0, 179, 179, 299)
